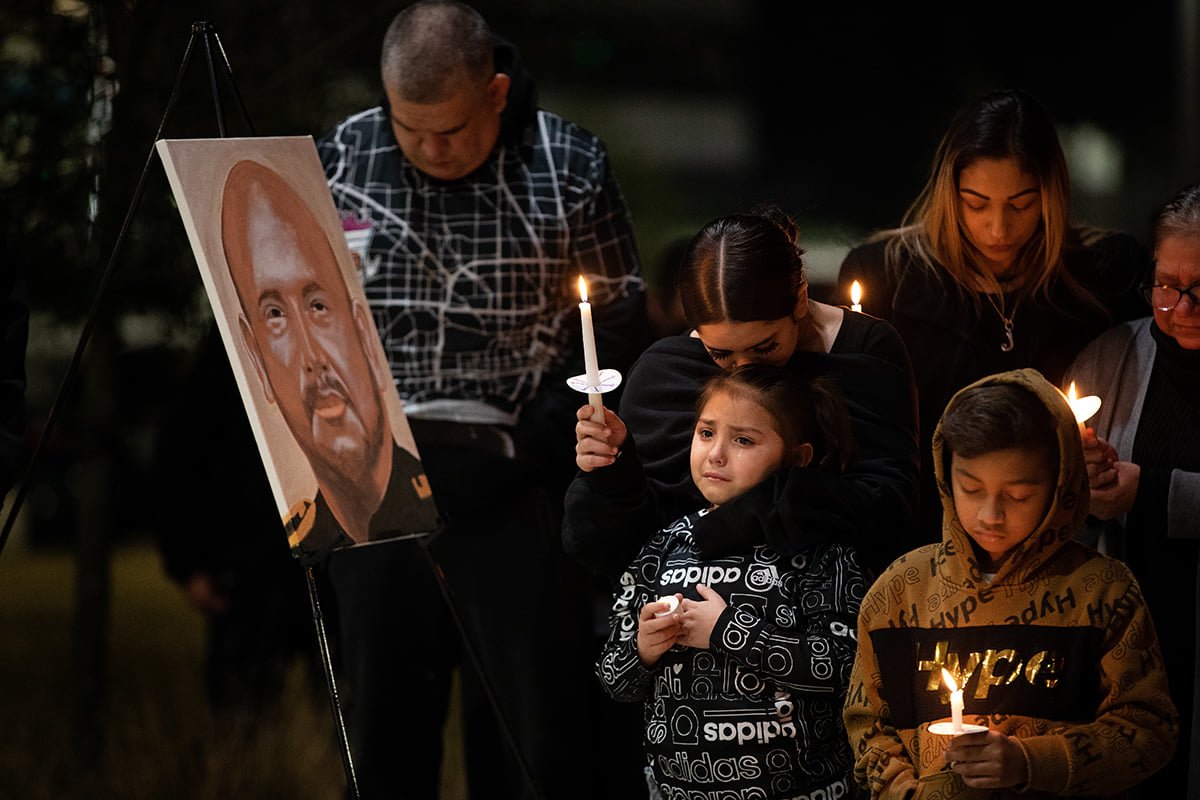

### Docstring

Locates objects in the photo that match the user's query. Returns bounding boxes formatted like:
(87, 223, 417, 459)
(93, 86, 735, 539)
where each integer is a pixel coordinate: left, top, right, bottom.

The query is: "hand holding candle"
(850, 280, 863, 313)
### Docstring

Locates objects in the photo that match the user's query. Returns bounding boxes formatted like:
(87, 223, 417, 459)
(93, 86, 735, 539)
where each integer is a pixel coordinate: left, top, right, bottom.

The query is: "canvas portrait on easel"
(157, 136, 438, 561)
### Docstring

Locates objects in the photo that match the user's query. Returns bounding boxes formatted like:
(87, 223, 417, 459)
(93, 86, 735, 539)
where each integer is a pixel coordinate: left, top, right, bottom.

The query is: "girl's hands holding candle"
(676, 584, 728, 649)
(945, 729, 1029, 790)
(574, 405, 628, 472)
(636, 595, 682, 667)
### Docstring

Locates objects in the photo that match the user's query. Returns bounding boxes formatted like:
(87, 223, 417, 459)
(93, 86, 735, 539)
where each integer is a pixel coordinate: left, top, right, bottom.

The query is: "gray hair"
(380, 1, 494, 103)
(1154, 183, 1200, 249)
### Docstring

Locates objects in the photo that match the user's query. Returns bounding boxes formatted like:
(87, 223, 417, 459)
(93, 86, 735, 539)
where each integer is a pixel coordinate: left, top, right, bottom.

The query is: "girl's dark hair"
(1153, 183, 1200, 250)
(941, 383, 1058, 465)
(676, 203, 807, 326)
(696, 364, 855, 472)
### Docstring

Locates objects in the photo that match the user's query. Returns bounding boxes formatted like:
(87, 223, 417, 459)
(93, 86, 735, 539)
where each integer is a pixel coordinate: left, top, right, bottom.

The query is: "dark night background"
(0, 0, 1196, 796)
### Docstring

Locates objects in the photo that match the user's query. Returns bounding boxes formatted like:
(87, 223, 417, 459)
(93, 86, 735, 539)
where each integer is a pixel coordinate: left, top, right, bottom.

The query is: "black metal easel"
(0, 21, 545, 800)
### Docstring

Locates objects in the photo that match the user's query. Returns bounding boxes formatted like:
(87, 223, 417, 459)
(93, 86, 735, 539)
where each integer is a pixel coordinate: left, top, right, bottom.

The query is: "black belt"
(407, 418, 516, 460)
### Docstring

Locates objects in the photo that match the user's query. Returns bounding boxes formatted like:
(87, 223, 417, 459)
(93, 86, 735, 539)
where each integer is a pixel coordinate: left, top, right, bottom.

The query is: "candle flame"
(578, 275, 588, 303)
(941, 668, 959, 693)
(850, 280, 862, 305)
(1064, 381, 1102, 424)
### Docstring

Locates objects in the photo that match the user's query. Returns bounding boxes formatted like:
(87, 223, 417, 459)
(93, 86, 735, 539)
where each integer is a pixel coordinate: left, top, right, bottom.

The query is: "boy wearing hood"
(845, 368, 1178, 798)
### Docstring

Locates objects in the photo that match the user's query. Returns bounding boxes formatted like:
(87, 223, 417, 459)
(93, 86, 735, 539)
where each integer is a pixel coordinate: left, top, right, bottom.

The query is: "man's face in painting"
(221, 160, 389, 488)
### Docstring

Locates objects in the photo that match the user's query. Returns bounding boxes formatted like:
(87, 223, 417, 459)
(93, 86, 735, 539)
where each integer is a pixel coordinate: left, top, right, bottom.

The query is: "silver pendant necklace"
(984, 292, 1019, 352)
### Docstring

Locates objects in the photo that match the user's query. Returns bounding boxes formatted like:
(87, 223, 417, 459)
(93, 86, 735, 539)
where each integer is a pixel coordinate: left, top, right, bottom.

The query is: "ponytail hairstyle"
(696, 364, 855, 473)
(880, 89, 1101, 315)
(677, 203, 807, 326)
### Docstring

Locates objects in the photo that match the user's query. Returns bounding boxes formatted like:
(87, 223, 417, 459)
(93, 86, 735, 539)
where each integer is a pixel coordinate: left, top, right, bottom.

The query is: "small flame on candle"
(850, 280, 862, 306)
(1064, 381, 1102, 425)
(941, 668, 959, 693)
(578, 275, 588, 304)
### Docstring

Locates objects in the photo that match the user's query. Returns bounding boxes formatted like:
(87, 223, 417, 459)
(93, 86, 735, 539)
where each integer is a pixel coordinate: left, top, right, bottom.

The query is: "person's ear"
(792, 282, 810, 320)
(353, 299, 390, 392)
(239, 315, 276, 405)
(487, 73, 510, 115)
(789, 442, 814, 468)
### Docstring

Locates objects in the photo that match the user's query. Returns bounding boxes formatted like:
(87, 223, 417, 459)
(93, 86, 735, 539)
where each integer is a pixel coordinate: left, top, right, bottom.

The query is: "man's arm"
(522, 135, 647, 499)
(568, 142, 648, 380)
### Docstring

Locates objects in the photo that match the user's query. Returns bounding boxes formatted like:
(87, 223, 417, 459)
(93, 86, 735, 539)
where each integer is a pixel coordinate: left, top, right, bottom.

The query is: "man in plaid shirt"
(317, 2, 646, 798)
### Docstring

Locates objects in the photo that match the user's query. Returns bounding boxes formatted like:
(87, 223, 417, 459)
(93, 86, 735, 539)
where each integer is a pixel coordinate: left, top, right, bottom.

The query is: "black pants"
(325, 440, 620, 799)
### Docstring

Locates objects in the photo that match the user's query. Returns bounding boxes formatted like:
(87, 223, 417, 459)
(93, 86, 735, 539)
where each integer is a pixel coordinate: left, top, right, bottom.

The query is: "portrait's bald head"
(220, 160, 391, 529)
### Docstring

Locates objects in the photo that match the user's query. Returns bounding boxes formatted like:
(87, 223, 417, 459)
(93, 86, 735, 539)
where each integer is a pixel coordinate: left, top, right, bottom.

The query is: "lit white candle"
(850, 280, 863, 313)
(578, 276, 605, 421)
(941, 668, 964, 732)
(1066, 381, 1102, 436)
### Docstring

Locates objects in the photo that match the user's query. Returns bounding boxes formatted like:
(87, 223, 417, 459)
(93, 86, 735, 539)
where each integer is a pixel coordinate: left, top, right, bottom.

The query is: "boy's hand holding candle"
(945, 729, 1030, 790)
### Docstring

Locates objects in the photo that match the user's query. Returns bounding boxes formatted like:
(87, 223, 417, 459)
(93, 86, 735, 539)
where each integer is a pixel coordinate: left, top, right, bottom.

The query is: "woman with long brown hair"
(838, 88, 1147, 538)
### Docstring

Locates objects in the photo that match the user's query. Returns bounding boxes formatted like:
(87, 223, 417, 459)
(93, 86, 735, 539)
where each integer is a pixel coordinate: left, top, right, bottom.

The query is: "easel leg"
(305, 564, 361, 800)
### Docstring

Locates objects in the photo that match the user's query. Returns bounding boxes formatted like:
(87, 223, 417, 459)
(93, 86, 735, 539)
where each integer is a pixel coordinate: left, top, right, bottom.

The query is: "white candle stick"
(578, 276, 605, 422)
(1065, 381, 1102, 436)
(941, 668, 964, 733)
(850, 280, 863, 313)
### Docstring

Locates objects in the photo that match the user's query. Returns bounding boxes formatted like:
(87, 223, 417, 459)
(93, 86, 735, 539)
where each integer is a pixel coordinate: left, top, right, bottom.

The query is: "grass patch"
(0, 542, 466, 798)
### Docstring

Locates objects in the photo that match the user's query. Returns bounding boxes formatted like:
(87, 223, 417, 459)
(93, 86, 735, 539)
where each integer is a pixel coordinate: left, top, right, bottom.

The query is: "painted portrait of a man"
(158, 137, 437, 560)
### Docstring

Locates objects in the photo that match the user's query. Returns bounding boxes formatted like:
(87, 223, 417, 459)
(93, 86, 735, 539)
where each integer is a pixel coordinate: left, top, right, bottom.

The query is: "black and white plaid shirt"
(317, 105, 642, 424)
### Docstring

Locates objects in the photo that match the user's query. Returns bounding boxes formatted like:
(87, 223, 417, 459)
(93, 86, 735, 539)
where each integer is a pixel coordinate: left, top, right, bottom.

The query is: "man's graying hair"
(381, 1, 494, 103)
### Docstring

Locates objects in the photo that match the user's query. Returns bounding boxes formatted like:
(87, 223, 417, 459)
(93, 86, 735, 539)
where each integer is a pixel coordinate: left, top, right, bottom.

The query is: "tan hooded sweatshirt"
(844, 368, 1177, 798)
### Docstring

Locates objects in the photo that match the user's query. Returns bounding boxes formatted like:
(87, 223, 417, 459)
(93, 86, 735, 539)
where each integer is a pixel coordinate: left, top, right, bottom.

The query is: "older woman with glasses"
(1066, 183, 1200, 797)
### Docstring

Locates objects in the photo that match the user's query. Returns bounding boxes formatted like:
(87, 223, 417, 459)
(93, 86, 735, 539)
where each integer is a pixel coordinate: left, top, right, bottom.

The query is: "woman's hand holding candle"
(1082, 431, 1118, 489)
(1088, 460, 1141, 520)
(574, 405, 627, 472)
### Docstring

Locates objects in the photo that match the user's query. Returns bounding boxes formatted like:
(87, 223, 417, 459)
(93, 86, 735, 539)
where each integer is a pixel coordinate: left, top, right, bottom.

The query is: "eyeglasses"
(1140, 282, 1200, 311)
